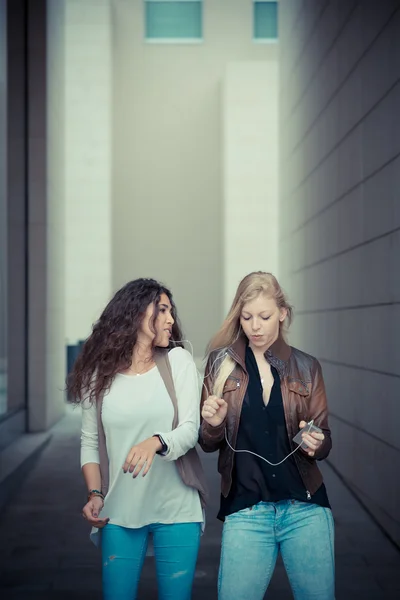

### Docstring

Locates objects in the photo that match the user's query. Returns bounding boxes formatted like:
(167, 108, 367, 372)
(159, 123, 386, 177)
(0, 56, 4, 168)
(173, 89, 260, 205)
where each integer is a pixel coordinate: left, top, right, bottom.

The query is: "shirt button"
(272, 474, 276, 478)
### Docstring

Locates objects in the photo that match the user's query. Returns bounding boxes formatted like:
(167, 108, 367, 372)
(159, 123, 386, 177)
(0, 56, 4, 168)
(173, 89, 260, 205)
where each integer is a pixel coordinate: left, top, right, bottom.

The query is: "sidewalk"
(0, 407, 399, 599)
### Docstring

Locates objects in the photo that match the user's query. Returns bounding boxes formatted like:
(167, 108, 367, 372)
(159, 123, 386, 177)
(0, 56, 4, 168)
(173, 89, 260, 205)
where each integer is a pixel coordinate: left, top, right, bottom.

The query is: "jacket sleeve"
(198, 352, 227, 453)
(307, 359, 332, 461)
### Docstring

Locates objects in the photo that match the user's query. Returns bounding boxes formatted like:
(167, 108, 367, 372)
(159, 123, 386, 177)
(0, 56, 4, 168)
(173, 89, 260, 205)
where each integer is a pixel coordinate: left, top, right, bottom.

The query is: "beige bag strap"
(154, 349, 179, 429)
(154, 349, 208, 509)
(96, 389, 109, 497)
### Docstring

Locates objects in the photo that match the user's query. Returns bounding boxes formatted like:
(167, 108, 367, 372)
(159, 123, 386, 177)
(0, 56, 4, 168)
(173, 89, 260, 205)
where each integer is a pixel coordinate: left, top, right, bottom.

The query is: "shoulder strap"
(149, 350, 209, 508)
(96, 391, 109, 496)
(154, 350, 179, 429)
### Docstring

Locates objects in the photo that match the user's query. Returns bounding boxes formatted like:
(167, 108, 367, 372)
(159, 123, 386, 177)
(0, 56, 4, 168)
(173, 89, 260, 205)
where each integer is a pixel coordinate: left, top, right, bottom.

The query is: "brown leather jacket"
(199, 334, 332, 499)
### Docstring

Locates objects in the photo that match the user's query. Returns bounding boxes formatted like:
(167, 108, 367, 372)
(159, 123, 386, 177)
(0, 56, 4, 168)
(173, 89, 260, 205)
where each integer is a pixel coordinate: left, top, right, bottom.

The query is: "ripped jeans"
(101, 522, 201, 600)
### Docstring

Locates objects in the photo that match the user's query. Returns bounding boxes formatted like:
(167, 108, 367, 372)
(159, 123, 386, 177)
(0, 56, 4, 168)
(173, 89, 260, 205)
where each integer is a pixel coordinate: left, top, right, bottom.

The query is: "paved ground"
(0, 407, 399, 599)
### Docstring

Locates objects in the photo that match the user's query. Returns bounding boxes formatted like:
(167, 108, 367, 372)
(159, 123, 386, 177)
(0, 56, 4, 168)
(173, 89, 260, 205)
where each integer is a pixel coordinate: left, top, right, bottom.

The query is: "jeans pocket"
(226, 505, 257, 522)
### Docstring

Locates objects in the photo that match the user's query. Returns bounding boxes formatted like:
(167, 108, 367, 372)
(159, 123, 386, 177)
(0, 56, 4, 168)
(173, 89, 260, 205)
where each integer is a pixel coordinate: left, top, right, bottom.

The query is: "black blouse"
(218, 345, 330, 520)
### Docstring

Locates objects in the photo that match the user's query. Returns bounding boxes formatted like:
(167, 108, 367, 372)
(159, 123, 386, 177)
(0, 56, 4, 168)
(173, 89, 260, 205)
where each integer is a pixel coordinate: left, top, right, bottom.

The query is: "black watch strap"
(154, 434, 168, 456)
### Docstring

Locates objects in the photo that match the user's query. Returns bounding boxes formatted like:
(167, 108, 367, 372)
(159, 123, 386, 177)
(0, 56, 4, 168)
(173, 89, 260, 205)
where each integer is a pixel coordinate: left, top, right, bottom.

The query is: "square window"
(145, 1, 202, 42)
(254, 1, 278, 41)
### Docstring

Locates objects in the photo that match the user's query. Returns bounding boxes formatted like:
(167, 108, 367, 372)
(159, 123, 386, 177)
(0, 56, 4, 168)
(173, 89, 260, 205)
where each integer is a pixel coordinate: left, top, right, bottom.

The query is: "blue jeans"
(101, 522, 201, 600)
(218, 500, 335, 600)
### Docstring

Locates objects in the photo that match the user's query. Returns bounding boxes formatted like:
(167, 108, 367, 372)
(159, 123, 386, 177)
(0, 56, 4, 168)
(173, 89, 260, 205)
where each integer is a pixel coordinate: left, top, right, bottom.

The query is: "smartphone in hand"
(293, 421, 322, 449)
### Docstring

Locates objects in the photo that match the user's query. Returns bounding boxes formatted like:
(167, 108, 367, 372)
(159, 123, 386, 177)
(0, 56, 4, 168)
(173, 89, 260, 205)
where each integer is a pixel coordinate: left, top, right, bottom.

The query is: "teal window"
(254, 1, 278, 40)
(145, 1, 202, 41)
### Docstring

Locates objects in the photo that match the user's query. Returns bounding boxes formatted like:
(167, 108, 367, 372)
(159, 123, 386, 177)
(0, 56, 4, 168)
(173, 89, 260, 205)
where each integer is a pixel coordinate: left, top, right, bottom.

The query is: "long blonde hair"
(207, 272, 293, 397)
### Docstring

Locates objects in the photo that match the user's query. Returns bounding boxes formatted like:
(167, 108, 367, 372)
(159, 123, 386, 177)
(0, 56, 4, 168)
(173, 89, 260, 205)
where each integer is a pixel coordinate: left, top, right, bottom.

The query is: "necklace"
(127, 361, 155, 376)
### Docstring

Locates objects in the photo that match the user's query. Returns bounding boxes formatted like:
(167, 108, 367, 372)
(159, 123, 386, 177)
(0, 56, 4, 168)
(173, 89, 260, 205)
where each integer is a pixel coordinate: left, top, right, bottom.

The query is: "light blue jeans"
(218, 500, 335, 600)
(101, 522, 201, 600)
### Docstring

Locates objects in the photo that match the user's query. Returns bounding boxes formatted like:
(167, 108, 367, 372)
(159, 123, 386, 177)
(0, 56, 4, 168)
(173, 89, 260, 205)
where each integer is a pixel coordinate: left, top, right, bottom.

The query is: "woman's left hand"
(298, 421, 325, 457)
(122, 436, 162, 478)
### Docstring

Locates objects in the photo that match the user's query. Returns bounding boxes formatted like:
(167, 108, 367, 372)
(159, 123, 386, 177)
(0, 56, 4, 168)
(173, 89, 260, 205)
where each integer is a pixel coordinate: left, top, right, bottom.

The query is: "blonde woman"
(199, 272, 334, 600)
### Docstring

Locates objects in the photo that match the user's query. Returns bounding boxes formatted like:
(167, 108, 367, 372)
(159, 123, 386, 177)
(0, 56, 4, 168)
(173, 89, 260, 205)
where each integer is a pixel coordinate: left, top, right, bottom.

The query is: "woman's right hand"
(82, 496, 109, 528)
(201, 395, 228, 427)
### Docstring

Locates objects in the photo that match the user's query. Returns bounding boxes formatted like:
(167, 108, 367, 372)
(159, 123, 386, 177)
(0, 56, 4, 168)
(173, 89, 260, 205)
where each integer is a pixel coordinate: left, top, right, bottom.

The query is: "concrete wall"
(27, 0, 66, 431)
(27, 0, 49, 431)
(223, 60, 279, 314)
(46, 0, 67, 429)
(7, 0, 29, 421)
(37, 0, 113, 427)
(64, 0, 112, 345)
(5, 0, 66, 433)
(279, 0, 400, 545)
(0, 0, 7, 415)
(111, 0, 278, 356)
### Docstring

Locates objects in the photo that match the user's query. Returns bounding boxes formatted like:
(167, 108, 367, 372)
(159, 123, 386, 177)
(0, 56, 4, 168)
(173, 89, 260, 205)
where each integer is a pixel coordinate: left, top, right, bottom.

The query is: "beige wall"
(223, 60, 279, 314)
(64, 0, 112, 345)
(111, 0, 278, 356)
(279, 0, 400, 545)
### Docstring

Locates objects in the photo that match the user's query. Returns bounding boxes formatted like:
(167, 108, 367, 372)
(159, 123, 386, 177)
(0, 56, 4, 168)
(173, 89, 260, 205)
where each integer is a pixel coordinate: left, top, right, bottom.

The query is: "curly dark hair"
(67, 278, 184, 405)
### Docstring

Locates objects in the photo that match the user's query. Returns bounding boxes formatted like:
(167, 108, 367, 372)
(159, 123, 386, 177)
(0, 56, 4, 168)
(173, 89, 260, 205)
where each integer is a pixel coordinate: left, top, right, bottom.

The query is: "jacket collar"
(228, 333, 292, 378)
